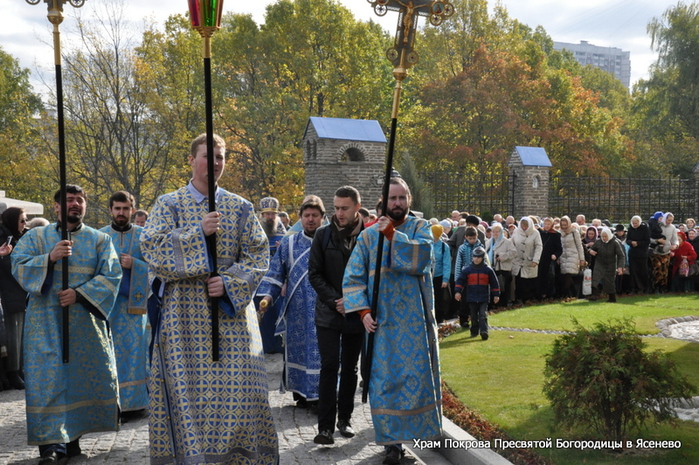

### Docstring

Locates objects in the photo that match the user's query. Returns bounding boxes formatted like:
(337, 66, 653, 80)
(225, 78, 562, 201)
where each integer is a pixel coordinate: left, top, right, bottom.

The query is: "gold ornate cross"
(368, 0, 454, 70)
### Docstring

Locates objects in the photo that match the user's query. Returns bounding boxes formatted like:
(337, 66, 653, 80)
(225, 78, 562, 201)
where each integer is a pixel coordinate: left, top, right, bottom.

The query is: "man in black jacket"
(309, 186, 365, 445)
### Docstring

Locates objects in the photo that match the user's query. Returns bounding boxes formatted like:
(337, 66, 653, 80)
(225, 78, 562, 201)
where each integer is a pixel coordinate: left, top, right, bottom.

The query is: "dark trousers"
(316, 326, 364, 433)
(629, 256, 649, 292)
(432, 276, 449, 322)
(468, 301, 489, 336)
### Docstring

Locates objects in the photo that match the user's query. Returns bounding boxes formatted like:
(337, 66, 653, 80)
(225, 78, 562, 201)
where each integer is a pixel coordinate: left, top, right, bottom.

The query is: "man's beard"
(387, 206, 408, 221)
(113, 215, 129, 227)
(262, 217, 280, 237)
(66, 212, 83, 223)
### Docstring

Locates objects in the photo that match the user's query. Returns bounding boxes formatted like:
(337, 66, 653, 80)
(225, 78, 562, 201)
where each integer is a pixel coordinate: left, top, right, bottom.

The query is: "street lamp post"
(25, 0, 87, 364)
(188, 0, 224, 362)
(363, 0, 454, 402)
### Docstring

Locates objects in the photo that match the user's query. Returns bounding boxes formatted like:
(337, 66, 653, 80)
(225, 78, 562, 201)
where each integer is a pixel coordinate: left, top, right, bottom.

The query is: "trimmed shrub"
(543, 318, 696, 442)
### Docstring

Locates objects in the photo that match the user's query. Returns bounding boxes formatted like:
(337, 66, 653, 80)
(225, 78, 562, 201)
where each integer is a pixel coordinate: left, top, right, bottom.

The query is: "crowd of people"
(2, 131, 696, 465)
(427, 211, 699, 334)
(0, 134, 444, 465)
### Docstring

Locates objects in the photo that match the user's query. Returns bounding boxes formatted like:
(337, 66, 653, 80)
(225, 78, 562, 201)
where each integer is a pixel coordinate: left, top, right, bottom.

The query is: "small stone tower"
(508, 146, 552, 218)
(303, 117, 387, 214)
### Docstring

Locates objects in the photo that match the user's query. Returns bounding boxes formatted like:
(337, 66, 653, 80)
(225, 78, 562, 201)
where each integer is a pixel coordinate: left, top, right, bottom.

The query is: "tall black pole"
(45, 1, 72, 364)
(203, 37, 220, 362)
(363, 76, 404, 403)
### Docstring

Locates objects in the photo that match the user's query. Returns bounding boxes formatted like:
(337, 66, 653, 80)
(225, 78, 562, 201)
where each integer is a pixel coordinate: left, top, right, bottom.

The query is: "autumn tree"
(41, 2, 193, 224)
(630, 1, 699, 177)
(0, 47, 49, 206)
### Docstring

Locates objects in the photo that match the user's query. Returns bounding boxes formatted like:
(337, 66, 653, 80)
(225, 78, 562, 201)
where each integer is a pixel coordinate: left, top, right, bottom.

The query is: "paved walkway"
(0, 353, 447, 465)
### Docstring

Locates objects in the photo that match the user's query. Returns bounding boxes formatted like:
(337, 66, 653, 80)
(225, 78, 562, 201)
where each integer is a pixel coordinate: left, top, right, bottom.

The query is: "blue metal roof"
(305, 117, 387, 143)
(515, 146, 552, 167)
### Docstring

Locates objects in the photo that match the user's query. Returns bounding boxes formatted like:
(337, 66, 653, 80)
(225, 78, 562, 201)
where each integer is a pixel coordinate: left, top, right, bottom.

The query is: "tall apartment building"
(553, 40, 631, 88)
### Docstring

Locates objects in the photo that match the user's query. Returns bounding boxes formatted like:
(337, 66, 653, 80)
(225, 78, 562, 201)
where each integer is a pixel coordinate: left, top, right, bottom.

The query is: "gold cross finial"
(368, 0, 453, 70)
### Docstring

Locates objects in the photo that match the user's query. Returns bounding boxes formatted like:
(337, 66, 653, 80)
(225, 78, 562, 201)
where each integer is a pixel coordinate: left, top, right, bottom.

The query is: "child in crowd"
(454, 226, 485, 328)
(454, 247, 500, 340)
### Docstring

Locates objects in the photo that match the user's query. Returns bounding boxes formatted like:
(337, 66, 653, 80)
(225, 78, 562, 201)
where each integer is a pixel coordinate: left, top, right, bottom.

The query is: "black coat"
(626, 222, 650, 259)
(0, 225, 28, 315)
(308, 221, 364, 333)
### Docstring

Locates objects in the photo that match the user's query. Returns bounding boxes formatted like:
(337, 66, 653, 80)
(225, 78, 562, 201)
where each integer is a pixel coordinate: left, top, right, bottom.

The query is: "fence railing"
(424, 170, 698, 223)
(425, 171, 512, 219)
(549, 176, 698, 223)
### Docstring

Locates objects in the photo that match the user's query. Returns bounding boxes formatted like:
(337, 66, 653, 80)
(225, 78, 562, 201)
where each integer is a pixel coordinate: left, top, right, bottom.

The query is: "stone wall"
(303, 125, 386, 215)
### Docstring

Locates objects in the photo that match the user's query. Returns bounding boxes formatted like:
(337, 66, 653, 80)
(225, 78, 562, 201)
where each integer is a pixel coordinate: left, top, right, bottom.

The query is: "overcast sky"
(0, 0, 682, 92)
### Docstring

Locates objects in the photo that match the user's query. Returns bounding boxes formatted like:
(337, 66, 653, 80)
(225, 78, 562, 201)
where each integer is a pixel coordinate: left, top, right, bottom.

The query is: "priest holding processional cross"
(344, 2, 454, 464)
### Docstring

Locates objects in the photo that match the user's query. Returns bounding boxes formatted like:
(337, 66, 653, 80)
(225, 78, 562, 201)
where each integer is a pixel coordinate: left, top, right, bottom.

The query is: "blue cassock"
(11, 223, 121, 446)
(100, 224, 149, 412)
(141, 184, 278, 465)
(343, 216, 442, 445)
(257, 231, 321, 401)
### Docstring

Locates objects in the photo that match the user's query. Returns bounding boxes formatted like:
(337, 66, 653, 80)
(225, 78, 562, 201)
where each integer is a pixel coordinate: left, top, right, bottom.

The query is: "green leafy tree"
(0, 47, 49, 206)
(543, 318, 696, 442)
(629, 2, 699, 177)
(397, 151, 434, 218)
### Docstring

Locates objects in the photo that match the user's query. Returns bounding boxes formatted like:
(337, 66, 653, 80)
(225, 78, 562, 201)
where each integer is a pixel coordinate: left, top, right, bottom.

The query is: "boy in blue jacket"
(454, 247, 500, 340)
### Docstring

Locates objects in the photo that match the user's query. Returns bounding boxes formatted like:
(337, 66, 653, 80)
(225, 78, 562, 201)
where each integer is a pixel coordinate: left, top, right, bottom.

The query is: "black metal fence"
(425, 171, 512, 219)
(549, 176, 699, 223)
(424, 170, 699, 223)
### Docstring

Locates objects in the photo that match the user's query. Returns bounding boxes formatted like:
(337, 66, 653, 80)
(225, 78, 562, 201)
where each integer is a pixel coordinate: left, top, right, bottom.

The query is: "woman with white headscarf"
(486, 223, 517, 306)
(589, 227, 626, 302)
(511, 216, 543, 303)
(626, 215, 650, 294)
(650, 212, 679, 292)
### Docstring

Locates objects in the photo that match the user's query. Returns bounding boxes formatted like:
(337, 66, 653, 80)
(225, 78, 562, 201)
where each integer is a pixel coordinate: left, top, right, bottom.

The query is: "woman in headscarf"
(582, 226, 599, 271)
(670, 231, 697, 292)
(651, 212, 679, 292)
(0, 207, 29, 390)
(537, 217, 562, 299)
(486, 223, 517, 306)
(589, 227, 625, 302)
(511, 216, 543, 303)
(626, 215, 650, 294)
(557, 216, 585, 298)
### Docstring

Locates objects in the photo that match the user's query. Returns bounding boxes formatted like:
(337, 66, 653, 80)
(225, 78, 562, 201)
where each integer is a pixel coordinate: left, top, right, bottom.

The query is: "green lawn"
(440, 294, 699, 465)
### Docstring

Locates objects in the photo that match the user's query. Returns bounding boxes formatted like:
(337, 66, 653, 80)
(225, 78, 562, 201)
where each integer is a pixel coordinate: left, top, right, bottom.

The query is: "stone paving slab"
(0, 353, 436, 465)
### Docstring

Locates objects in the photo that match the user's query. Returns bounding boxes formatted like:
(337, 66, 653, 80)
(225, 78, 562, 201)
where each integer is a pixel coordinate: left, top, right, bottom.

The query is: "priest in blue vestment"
(257, 196, 324, 408)
(12, 185, 121, 465)
(343, 177, 442, 465)
(100, 191, 149, 413)
(141, 133, 278, 465)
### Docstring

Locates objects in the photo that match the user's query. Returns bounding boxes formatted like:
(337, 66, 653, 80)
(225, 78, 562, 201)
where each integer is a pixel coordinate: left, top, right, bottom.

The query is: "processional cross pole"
(363, 0, 454, 403)
(188, 0, 224, 362)
(25, 0, 88, 364)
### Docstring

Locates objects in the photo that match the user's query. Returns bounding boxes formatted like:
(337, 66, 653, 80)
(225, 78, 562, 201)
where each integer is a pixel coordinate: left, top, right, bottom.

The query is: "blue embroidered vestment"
(100, 224, 149, 412)
(12, 224, 121, 445)
(343, 216, 442, 445)
(257, 231, 321, 401)
(141, 185, 278, 465)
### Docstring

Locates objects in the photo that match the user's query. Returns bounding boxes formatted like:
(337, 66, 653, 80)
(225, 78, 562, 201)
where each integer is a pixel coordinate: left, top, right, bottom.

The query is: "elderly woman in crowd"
(511, 216, 543, 303)
(487, 223, 517, 306)
(557, 216, 585, 298)
(589, 227, 626, 302)
(670, 231, 697, 292)
(651, 212, 679, 292)
(626, 215, 650, 294)
(537, 217, 562, 299)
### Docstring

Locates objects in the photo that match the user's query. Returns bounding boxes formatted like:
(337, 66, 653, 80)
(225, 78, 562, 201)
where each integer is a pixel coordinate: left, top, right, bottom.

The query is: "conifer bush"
(543, 318, 696, 442)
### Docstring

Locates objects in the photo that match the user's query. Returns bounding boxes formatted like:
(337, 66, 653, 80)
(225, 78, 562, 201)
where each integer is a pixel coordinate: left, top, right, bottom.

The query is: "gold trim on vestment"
(371, 401, 440, 417)
(27, 397, 118, 414)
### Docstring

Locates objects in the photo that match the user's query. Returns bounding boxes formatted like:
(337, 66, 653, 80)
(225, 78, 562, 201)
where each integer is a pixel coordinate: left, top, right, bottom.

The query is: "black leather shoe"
(66, 438, 81, 457)
(382, 446, 404, 464)
(38, 451, 63, 464)
(7, 371, 25, 390)
(313, 429, 334, 445)
(337, 420, 355, 438)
